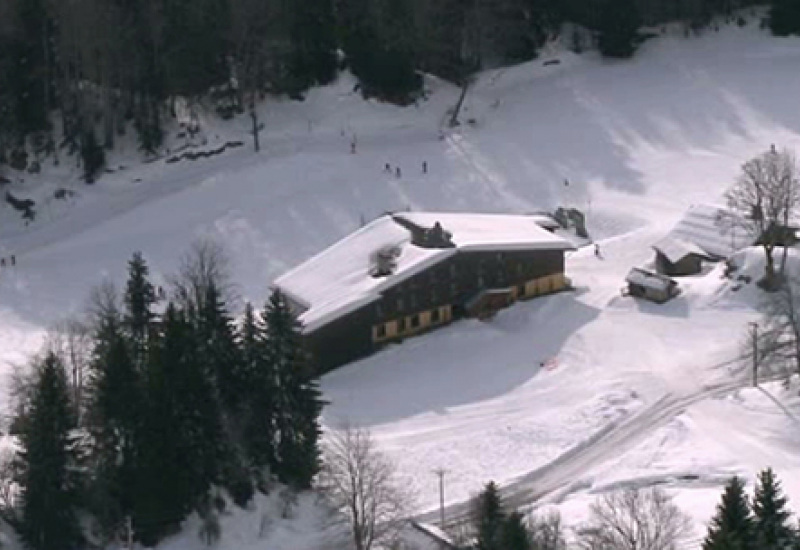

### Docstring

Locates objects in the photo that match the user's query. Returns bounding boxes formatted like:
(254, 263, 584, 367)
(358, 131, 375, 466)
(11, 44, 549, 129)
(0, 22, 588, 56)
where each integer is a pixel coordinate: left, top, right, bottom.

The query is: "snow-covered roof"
(625, 267, 676, 292)
(666, 204, 748, 259)
(652, 236, 710, 264)
(273, 212, 574, 333)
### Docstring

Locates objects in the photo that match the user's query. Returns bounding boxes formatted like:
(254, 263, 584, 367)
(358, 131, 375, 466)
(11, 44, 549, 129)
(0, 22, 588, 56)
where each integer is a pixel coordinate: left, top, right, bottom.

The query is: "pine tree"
(240, 302, 276, 483)
(123, 251, 157, 366)
(17, 353, 82, 550)
(770, 0, 800, 36)
(198, 283, 244, 412)
(703, 476, 755, 550)
(262, 290, 323, 489)
(196, 283, 254, 506)
(596, 0, 642, 58)
(472, 481, 506, 550)
(86, 310, 144, 540)
(133, 304, 225, 543)
(81, 128, 105, 183)
(752, 468, 797, 550)
(289, 0, 338, 91)
(501, 511, 532, 550)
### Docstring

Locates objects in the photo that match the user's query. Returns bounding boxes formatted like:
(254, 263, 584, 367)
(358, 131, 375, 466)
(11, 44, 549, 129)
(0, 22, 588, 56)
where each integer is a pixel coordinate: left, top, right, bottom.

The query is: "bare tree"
(757, 273, 800, 377)
(317, 425, 413, 550)
(720, 147, 800, 290)
(529, 510, 567, 550)
(0, 446, 16, 521)
(577, 487, 691, 550)
(45, 318, 93, 424)
(171, 239, 237, 312)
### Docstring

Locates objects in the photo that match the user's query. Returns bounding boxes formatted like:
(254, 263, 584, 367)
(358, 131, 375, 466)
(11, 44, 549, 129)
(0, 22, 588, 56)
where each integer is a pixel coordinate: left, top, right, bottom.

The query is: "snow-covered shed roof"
(273, 212, 574, 333)
(652, 236, 710, 264)
(666, 204, 748, 259)
(625, 267, 676, 292)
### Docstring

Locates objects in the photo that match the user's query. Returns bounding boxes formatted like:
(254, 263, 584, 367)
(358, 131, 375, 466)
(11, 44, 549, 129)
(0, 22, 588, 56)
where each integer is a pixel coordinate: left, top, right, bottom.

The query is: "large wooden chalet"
(273, 212, 575, 372)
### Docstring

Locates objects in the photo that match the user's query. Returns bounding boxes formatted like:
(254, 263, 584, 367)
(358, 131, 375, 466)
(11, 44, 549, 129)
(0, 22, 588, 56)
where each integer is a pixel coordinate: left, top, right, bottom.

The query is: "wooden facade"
(305, 248, 569, 372)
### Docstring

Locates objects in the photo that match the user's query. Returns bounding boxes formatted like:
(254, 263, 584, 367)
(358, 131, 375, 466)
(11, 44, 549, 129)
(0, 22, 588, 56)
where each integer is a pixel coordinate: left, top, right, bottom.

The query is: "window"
(431, 308, 441, 323)
(517, 284, 525, 298)
(431, 289, 438, 303)
(397, 297, 404, 312)
(376, 324, 386, 339)
(376, 303, 383, 318)
(410, 293, 417, 309)
(398, 318, 407, 332)
(410, 314, 420, 328)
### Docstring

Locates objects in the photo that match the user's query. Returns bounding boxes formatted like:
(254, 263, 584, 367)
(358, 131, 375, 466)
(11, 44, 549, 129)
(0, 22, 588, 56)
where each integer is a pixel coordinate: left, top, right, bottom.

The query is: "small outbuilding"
(652, 237, 711, 276)
(625, 268, 679, 304)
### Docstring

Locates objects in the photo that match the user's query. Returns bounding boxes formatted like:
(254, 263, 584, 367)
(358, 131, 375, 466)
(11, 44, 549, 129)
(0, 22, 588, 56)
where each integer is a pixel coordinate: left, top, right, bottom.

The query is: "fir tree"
(197, 283, 244, 412)
(196, 283, 254, 506)
(86, 311, 144, 540)
(240, 302, 276, 482)
(81, 128, 105, 184)
(17, 353, 82, 550)
(289, 0, 338, 91)
(123, 251, 157, 366)
(752, 468, 797, 550)
(501, 511, 532, 550)
(472, 481, 506, 550)
(770, 0, 800, 36)
(703, 476, 755, 550)
(597, 0, 642, 58)
(262, 290, 323, 489)
(133, 304, 225, 543)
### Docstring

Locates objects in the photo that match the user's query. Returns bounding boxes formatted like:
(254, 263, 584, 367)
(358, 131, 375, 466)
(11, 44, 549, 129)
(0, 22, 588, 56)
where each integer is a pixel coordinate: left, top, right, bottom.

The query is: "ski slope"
(4, 15, 800, 548)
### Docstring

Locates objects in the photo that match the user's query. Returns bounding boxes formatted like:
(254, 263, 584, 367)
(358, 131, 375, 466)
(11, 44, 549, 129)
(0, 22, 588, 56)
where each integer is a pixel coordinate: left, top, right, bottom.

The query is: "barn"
(273, 212, 575, 372)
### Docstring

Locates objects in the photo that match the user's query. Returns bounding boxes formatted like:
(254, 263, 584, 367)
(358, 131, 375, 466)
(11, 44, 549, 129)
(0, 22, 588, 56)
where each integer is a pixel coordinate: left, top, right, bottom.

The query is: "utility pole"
(750, 322, 759, 387)
(434, 468, 447, 528)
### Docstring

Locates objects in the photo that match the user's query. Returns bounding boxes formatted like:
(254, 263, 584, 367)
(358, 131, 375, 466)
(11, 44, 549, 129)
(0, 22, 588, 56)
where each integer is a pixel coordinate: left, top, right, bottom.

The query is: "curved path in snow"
(417, 359, 779, 527)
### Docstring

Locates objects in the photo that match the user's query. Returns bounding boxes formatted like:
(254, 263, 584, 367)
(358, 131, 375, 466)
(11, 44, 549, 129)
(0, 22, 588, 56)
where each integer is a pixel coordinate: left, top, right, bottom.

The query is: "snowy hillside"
(4, 16, 800, 548)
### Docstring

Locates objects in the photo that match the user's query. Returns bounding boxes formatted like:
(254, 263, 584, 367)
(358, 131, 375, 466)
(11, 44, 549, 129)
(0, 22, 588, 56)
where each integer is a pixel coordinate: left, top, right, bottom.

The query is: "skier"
(11, 255, 15, 266)
(422, 161, 428, 174)
(396, 166, 402, 178)
(385, 163, 391, 173)
(594, 244, 601, 258)
(0, 258, 4, 267)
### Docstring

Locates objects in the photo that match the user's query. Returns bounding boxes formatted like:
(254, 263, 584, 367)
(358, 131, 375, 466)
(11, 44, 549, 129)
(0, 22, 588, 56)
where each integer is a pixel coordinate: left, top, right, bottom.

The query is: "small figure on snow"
(11, 255, 15, 266)
(771, 143, 777, 154)
(350, 139, 357, 154)
(594, 244, 601, 258)
(0, 258, 5, 268)
(422, 161, 428, 174)
(384, 163, 391, 173)
(396, 166, 402, 178)
(564, 178, 570, 187)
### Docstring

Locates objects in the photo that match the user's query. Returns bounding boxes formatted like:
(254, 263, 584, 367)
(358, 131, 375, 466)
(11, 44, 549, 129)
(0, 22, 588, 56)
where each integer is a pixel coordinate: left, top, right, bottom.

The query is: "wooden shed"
(652, 237, 711, 276)
(625, 268, 679, 304)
